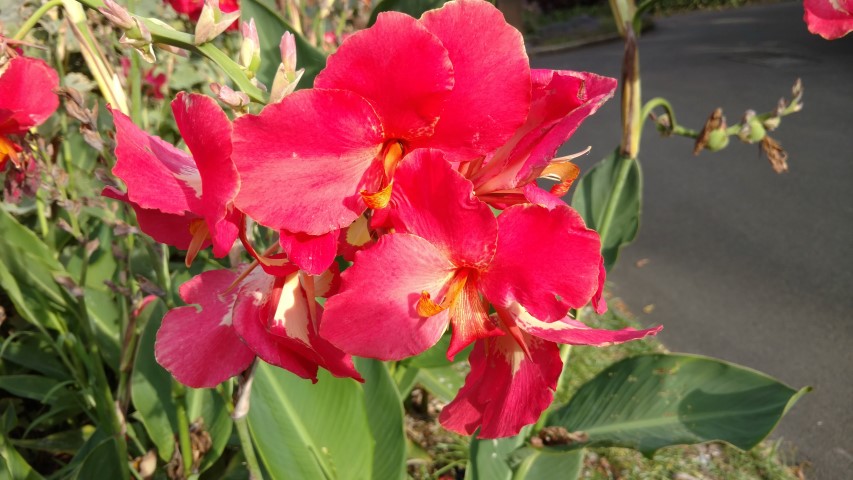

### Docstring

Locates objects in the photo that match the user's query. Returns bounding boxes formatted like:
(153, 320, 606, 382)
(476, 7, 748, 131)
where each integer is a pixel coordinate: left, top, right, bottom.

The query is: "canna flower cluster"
(106, 0, 661, 437)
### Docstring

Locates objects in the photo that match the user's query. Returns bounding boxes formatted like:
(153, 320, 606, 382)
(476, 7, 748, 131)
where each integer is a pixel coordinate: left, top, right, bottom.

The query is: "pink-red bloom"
(104, 92, 239, 264)
(321, 150, 660, 437)
(165, 0, 240, 30)
(804, 0, 853, 39)
(0, 55, 59, 170)
(232, 0, 531, 240)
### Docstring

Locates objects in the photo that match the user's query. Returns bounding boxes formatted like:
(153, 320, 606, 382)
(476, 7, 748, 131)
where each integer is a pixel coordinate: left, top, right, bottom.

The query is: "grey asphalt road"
(530, 2, 853, 478)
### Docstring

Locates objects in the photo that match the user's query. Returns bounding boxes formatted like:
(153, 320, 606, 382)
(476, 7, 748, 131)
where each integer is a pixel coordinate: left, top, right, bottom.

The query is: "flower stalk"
(13, 0, 64, 41)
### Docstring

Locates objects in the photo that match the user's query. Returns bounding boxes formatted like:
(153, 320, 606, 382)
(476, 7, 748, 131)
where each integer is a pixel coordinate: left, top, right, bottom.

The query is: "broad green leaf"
(72, 436, 124, 480)
(0, 335, 68, 379)
(10, 426, 93, 455)
(406, 334, 471, 369)
(368, 0, 449, 26)
(415, 365, 465, 404)
(547, 353, 809, 456)
(0, 375, 77, 407)
(186, 387, 233, 472)
(355, 358, 406, 480)
(0, 432, 43, 480)
(510, 447, 583, 479)
(130, 300, 177, 462)
(571, 150, 642, 271)
(240, 0, 326, 89)
(0, 208, 71, 330)
(248, 363, 373, 480)
(465, 427, 529, 480)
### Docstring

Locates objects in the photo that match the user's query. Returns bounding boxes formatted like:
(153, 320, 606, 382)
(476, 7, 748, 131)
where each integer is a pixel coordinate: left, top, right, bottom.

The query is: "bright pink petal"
(111, 108, 203, 215)
(521, 183, 566, 210)
(0, 56, 59, 135)
(172, 92, 238, 257)
(155, 269, 255, 388)
(232, 89, 385, 235)
(321, 233, 455, 360)
(804, 0, 853, 39)
(279, 229, 339, 276)
(480, 204, 602, 321)
(440, 334, 562, 438)
(592, 257, 607, 315)
(315, 12, 453, 142)
(102, 186, 207, 251)
(414, 0, 531, 162)
(231, 270, 322, 381)
(446, 277, 502, 359)
(390, 149, 497, 267)
(503, 301, 661, 346)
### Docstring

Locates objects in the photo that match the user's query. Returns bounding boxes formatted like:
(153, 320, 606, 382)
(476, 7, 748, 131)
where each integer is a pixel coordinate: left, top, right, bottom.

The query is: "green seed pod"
(707, 129, 730, 151)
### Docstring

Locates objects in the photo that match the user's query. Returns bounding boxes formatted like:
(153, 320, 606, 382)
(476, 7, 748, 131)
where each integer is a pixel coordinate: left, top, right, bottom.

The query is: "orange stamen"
(360, 180, 394, 210)
(383, 141, 404, 177)
(185, 219, 210, 267)
(0, 136, 21, 170)
(542, 161, 581, 197)
(416, 270, 470, 318)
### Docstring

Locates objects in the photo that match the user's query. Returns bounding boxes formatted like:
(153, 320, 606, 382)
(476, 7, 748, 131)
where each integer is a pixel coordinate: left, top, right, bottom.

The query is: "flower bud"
(280, 32, 297, 75)
(99, 0, 135, 30)
(194, 0, 242, 45)
(240, 20, 262, 74)
(269, 64, 305, 103)
(210, 83, 250, 112)
(119, 18, 156, 63)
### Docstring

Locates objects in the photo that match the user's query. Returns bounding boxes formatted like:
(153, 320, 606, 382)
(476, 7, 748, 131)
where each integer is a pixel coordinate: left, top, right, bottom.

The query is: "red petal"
(315, 12, 453, 142)
(172, 92, 239, 257)
(111, 108, 203, 216)
(155, 270, 255, 388)
(279, 228, 339, 276)
(439, 334, 562, 438)
(0, 56, 59, 135)
(414, 0, 531, 162)
(480, 204, 602, 321)
(804, 0, 853, 39)
(321, 233, 455, 360)
(232, 89, 384, 235)
(390, 149, 497, 268)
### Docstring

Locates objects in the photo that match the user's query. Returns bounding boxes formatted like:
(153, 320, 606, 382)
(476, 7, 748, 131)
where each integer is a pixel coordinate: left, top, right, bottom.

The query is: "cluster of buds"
(100, 0, 156, 62)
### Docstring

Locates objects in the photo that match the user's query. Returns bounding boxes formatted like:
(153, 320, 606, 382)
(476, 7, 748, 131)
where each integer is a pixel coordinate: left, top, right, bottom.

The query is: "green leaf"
(0, 209, 71, 330)
(355, 358, 406, 480)
(546, 353, 810, 456)
(72, 436, 124, 480)
(186, 387, 232, 472)
(11, 427, 94, 455)
(571, 150, 642, 271)
(0, 335, 68, 379)
(368, 0, 449, 26)
(511, 447, 583, 480)
(130, 299, 177, 462)
(248, 363, 374, 480)
(465, 427, 529, 480)
(240, 0, 327, 90)
(0, 432, 43, 480)
(406, 334, 471, 369)
(415, 365, 466, 404)
(0, 375, 77, 407)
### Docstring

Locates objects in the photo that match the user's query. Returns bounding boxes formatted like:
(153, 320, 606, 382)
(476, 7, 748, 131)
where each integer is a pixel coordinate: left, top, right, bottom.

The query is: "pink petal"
(172, 92, 239, 257)
(0, 56, 59, 135)
(111, 108, 203, 215)
(155, 269, 255, 388)
(321, 233, 455, 360)
(592, 257, 607, 315)
(446, 277, 502, 359)
(439, 334, 562, 438)
(232, 89, 385, 235)
(279, 228, 339, 276)
(504, 301, 661, 346)
(315, 12, 453, 142)
(102, 186, 207, 251)
(521, 183, 567, 210)
(390, 149, 497, 267)
(414, 0, 531, 162)
(480, 204, 602, 321)
(804, 0, 853, 39)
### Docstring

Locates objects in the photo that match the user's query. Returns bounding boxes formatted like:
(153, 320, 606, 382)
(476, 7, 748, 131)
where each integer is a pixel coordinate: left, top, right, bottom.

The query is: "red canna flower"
(804, 0, 853, 39)
(0, 55, 59, 170)
(231, 0, 531, 239)
(104, 92, 240, 265)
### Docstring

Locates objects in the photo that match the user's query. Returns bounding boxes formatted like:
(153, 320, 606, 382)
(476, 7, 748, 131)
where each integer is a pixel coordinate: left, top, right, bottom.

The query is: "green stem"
(13, 0, 64, 40)
(128, 0, 143, 124)
(173, 383, 195, 478)
(640, 97, 676, 128)
(232, 361, 264, 480)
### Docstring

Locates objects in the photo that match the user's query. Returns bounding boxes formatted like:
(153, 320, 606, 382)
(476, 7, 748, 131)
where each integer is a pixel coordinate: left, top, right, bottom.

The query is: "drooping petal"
(390, 149, 497, 267)
(111, 108, 204, 215)
(480, 204, 602, 322)
(0, 56, 59, 135)
(446, 274, 502, 359)
(315, 12, 453, 141)
(172, 92, 239, 257)
(232, 89, 385, 236)
(503, 301, 661, 346)
(155, 269, 255, 388)
(102, 186, 208, 251)
(804, 0, 853, 39)
(279, 228, 339, 276)
(321, 233, 455, 360)
(439, 334, 562, 438)
(592, 257, 607, 315)
(414, 0, 531, 162)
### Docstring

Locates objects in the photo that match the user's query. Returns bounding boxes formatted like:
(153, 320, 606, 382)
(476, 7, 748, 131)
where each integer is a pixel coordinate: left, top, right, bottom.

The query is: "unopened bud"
(210, 83, 250, 112)
(119, 18, 155, 63)
(269, 64, 305, 103)
(194, 0, 242, 45)
(280, 32, 297, 74)
(99, 0, 135, 30)
(240, 20, 261, 74)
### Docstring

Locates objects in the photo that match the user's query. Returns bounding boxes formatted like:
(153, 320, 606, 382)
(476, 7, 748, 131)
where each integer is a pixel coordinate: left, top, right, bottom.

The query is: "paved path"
(531, 3, 853, 478)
